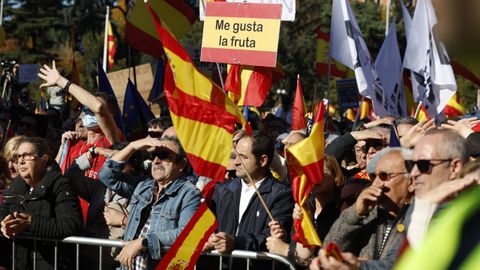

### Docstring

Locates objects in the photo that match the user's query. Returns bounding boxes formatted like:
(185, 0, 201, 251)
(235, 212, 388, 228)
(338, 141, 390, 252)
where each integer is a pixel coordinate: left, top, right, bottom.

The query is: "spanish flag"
(107, 22, 116, 69)
(155, 203, 217, 270)
(146, 3, 246, 182)
(415, 103, 431, 122)
(286, 102, 325, 247)
(291, 75, 307, 131)
(126, 0, 196, 57)
(224, 64, 272, 107)
(316, 30, 348, 78)
(443, 93, 465, 118)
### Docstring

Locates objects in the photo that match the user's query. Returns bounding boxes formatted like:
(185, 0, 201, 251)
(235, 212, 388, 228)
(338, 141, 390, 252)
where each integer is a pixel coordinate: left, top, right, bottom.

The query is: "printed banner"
(201, 2, 282, 67)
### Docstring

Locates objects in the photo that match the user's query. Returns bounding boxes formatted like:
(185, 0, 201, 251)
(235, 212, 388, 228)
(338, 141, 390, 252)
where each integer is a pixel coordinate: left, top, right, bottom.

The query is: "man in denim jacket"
(99, 136, 201, 269)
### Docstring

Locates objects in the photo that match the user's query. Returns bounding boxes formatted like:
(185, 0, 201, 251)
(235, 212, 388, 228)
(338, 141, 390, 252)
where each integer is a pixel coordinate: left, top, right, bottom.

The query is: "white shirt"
(238, 178, 264, 229)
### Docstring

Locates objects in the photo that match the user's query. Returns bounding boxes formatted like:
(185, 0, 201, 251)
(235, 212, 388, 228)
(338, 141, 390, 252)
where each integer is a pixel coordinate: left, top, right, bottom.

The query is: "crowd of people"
(0, 61, 478, 270)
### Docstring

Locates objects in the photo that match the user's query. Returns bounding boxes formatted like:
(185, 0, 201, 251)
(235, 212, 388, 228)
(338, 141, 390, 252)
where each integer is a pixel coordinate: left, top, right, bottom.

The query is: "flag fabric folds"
(146, 2, 246, 182)
(291, 75, 307, 130)
(126, 0, 196, 57)
(403, 0, 457, 117)
(389, 121, 401, 147)
(107, 22, 116, 70)
(97, 62, 125, 134)
(443, 93, 465, 118)
(122, 79, 156, 140)
(154, 203, 217, 270)
(224, 64, 272, 107)
(316, 30, 348, 78)
(286, 102, 325, 247)
(148, 59, 166, 102)
(374, 18, 406, 117)
(330, 0, 385, 110)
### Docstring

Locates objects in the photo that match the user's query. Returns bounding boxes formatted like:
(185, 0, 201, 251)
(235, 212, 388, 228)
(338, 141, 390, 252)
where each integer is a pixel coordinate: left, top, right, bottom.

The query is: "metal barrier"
(9, 236, 296, 270)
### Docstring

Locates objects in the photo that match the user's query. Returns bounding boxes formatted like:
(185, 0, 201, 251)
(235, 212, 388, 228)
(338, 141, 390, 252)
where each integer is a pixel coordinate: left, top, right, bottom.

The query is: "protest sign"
(337, 78, 359, 109)
(199, 0, 295, 21)
(104, 64, 159, 116)
(201, 2, 282, 67)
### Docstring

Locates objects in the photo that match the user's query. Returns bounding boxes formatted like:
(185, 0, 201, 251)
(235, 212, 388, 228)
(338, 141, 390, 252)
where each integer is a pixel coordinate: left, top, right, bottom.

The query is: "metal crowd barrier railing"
(10, 236, 296, 270)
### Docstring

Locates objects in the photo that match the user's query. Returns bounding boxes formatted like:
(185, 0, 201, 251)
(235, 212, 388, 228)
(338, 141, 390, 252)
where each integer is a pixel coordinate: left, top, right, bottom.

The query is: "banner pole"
(102, 6, 110, 72)
(414, 101, 423, 119)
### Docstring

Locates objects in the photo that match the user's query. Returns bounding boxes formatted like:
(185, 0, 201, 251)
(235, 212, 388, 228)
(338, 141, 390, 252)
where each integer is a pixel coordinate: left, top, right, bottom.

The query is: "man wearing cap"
(324, 147, 414, 260)
(99, 136, 201, 269)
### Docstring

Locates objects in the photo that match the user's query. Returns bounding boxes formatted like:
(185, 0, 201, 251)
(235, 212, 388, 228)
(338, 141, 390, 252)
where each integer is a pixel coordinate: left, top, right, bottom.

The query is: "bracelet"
(63, 80, 72, 93)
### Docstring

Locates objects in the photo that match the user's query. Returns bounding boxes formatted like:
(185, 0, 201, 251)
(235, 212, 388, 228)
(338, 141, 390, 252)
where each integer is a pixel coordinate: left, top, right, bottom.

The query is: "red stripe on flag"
(125, 21, 164, 58)
(452, 61, 480, 86)
(155, 203, 218, 270)
(302, 159, 324, 185)
(201, 48, 277, 68)
(186, 153, 227, 182)
(164, 68, 238, 134)
(164, 0, 197, 24)
(242, 67, 272, 106)
(317, 30, 330, 41)
(205, 2, 282, 18)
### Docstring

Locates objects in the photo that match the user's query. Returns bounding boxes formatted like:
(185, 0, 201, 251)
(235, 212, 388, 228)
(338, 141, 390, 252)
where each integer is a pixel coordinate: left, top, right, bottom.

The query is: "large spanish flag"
(224, 64, 272, 107)
(316, 30, 348, 78)
(126, 0, 196, 58)
(291, 75, 307, 130)
(146, 3, 246, 182)
(286, 102, 325, 247)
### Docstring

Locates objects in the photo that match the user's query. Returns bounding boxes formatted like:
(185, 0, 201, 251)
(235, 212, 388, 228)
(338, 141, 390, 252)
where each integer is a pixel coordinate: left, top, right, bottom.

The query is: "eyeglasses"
(148, 150, 177, 162)
(147, 131, 163, 138)
(13, 152, 39, 162)
(373, 171, 408, 181)
(404, 159, 452, 174)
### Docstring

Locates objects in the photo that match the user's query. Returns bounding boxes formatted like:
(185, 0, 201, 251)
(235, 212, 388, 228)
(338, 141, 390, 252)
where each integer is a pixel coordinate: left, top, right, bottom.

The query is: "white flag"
(403, 0, 457, 116)
(330, 0, 384, 107)
(375, 19, 406, 117)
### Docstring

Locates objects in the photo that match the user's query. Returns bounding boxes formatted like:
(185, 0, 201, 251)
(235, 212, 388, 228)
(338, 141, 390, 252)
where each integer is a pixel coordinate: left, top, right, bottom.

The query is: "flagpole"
(233, 147, 275, 222)
(102, 6, 110, 72)
(215, 62, 225, 90)
(414, 101, 423, 119)
(352, 96, 365, 131)
(0, 0, 4, 25)
(385, 0, 391, 36)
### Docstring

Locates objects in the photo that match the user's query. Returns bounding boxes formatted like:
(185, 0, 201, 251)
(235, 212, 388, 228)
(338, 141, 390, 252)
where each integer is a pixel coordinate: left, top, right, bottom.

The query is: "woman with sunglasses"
(0, 137, 82, 269)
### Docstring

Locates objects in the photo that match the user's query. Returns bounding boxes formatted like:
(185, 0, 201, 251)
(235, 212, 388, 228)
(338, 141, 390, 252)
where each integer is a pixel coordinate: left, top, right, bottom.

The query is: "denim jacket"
(98, 159, 201, 260)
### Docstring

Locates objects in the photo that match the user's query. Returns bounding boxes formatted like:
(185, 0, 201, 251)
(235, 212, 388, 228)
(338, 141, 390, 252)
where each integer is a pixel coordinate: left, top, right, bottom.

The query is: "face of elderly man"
(149, 140, 185, 184)
(410, 132, 464, 198)
(372, 151, 413, 208)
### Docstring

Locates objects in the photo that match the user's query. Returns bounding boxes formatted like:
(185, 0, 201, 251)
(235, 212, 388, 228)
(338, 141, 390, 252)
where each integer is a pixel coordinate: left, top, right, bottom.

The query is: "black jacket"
(211, 175, 294, 251)
(65, 162, 109, 238)
(0, 166, 82, 269)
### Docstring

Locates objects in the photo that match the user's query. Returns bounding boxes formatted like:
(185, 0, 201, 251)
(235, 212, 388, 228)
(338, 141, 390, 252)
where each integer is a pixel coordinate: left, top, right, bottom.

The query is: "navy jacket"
(211, 175, 294, 251)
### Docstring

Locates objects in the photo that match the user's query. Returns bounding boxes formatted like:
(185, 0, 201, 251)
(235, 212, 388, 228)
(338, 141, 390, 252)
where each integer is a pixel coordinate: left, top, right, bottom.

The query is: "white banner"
(199, 0, 295, 21)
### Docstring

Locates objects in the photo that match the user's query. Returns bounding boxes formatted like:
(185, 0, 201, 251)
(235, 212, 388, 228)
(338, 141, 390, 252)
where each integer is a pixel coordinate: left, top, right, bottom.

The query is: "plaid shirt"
(133, 216, 152, 270)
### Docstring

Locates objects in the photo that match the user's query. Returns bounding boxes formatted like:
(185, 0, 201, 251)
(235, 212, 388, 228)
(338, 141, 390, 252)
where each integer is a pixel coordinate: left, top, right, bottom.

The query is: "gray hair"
(366, 147, 412, 175)
(424, 129, 469, 163)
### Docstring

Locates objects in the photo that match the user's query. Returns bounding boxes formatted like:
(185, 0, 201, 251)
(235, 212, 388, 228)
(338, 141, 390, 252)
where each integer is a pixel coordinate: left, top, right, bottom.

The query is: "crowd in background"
(0, 62, 478, 270)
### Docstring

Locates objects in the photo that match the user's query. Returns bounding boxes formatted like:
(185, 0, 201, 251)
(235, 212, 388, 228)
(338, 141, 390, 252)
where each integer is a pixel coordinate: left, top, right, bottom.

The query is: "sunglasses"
(148, 150, 177, 162)
(148, 131, 163, 138)
(404, 159, 452, 174)
(365, 139, 388, 152)
(373, 171, 408, 181)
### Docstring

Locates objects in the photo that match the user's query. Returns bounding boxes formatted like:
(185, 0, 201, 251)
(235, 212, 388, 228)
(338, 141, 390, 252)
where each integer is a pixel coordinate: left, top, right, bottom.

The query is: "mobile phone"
(324, 242, 344, 261)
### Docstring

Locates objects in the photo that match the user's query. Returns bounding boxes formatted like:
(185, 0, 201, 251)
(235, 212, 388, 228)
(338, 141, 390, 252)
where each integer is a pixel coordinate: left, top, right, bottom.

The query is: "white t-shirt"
(238, 178, 264, 229)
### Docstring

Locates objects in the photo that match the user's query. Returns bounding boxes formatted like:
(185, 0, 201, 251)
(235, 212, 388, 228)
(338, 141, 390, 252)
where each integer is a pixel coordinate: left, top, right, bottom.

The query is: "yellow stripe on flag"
(298, 175, 321, 246)
(171, 112, 233, 166)
(129, 0, 192, 39)
(288, 120, 325, 167)
(160, 205, 217, 269)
